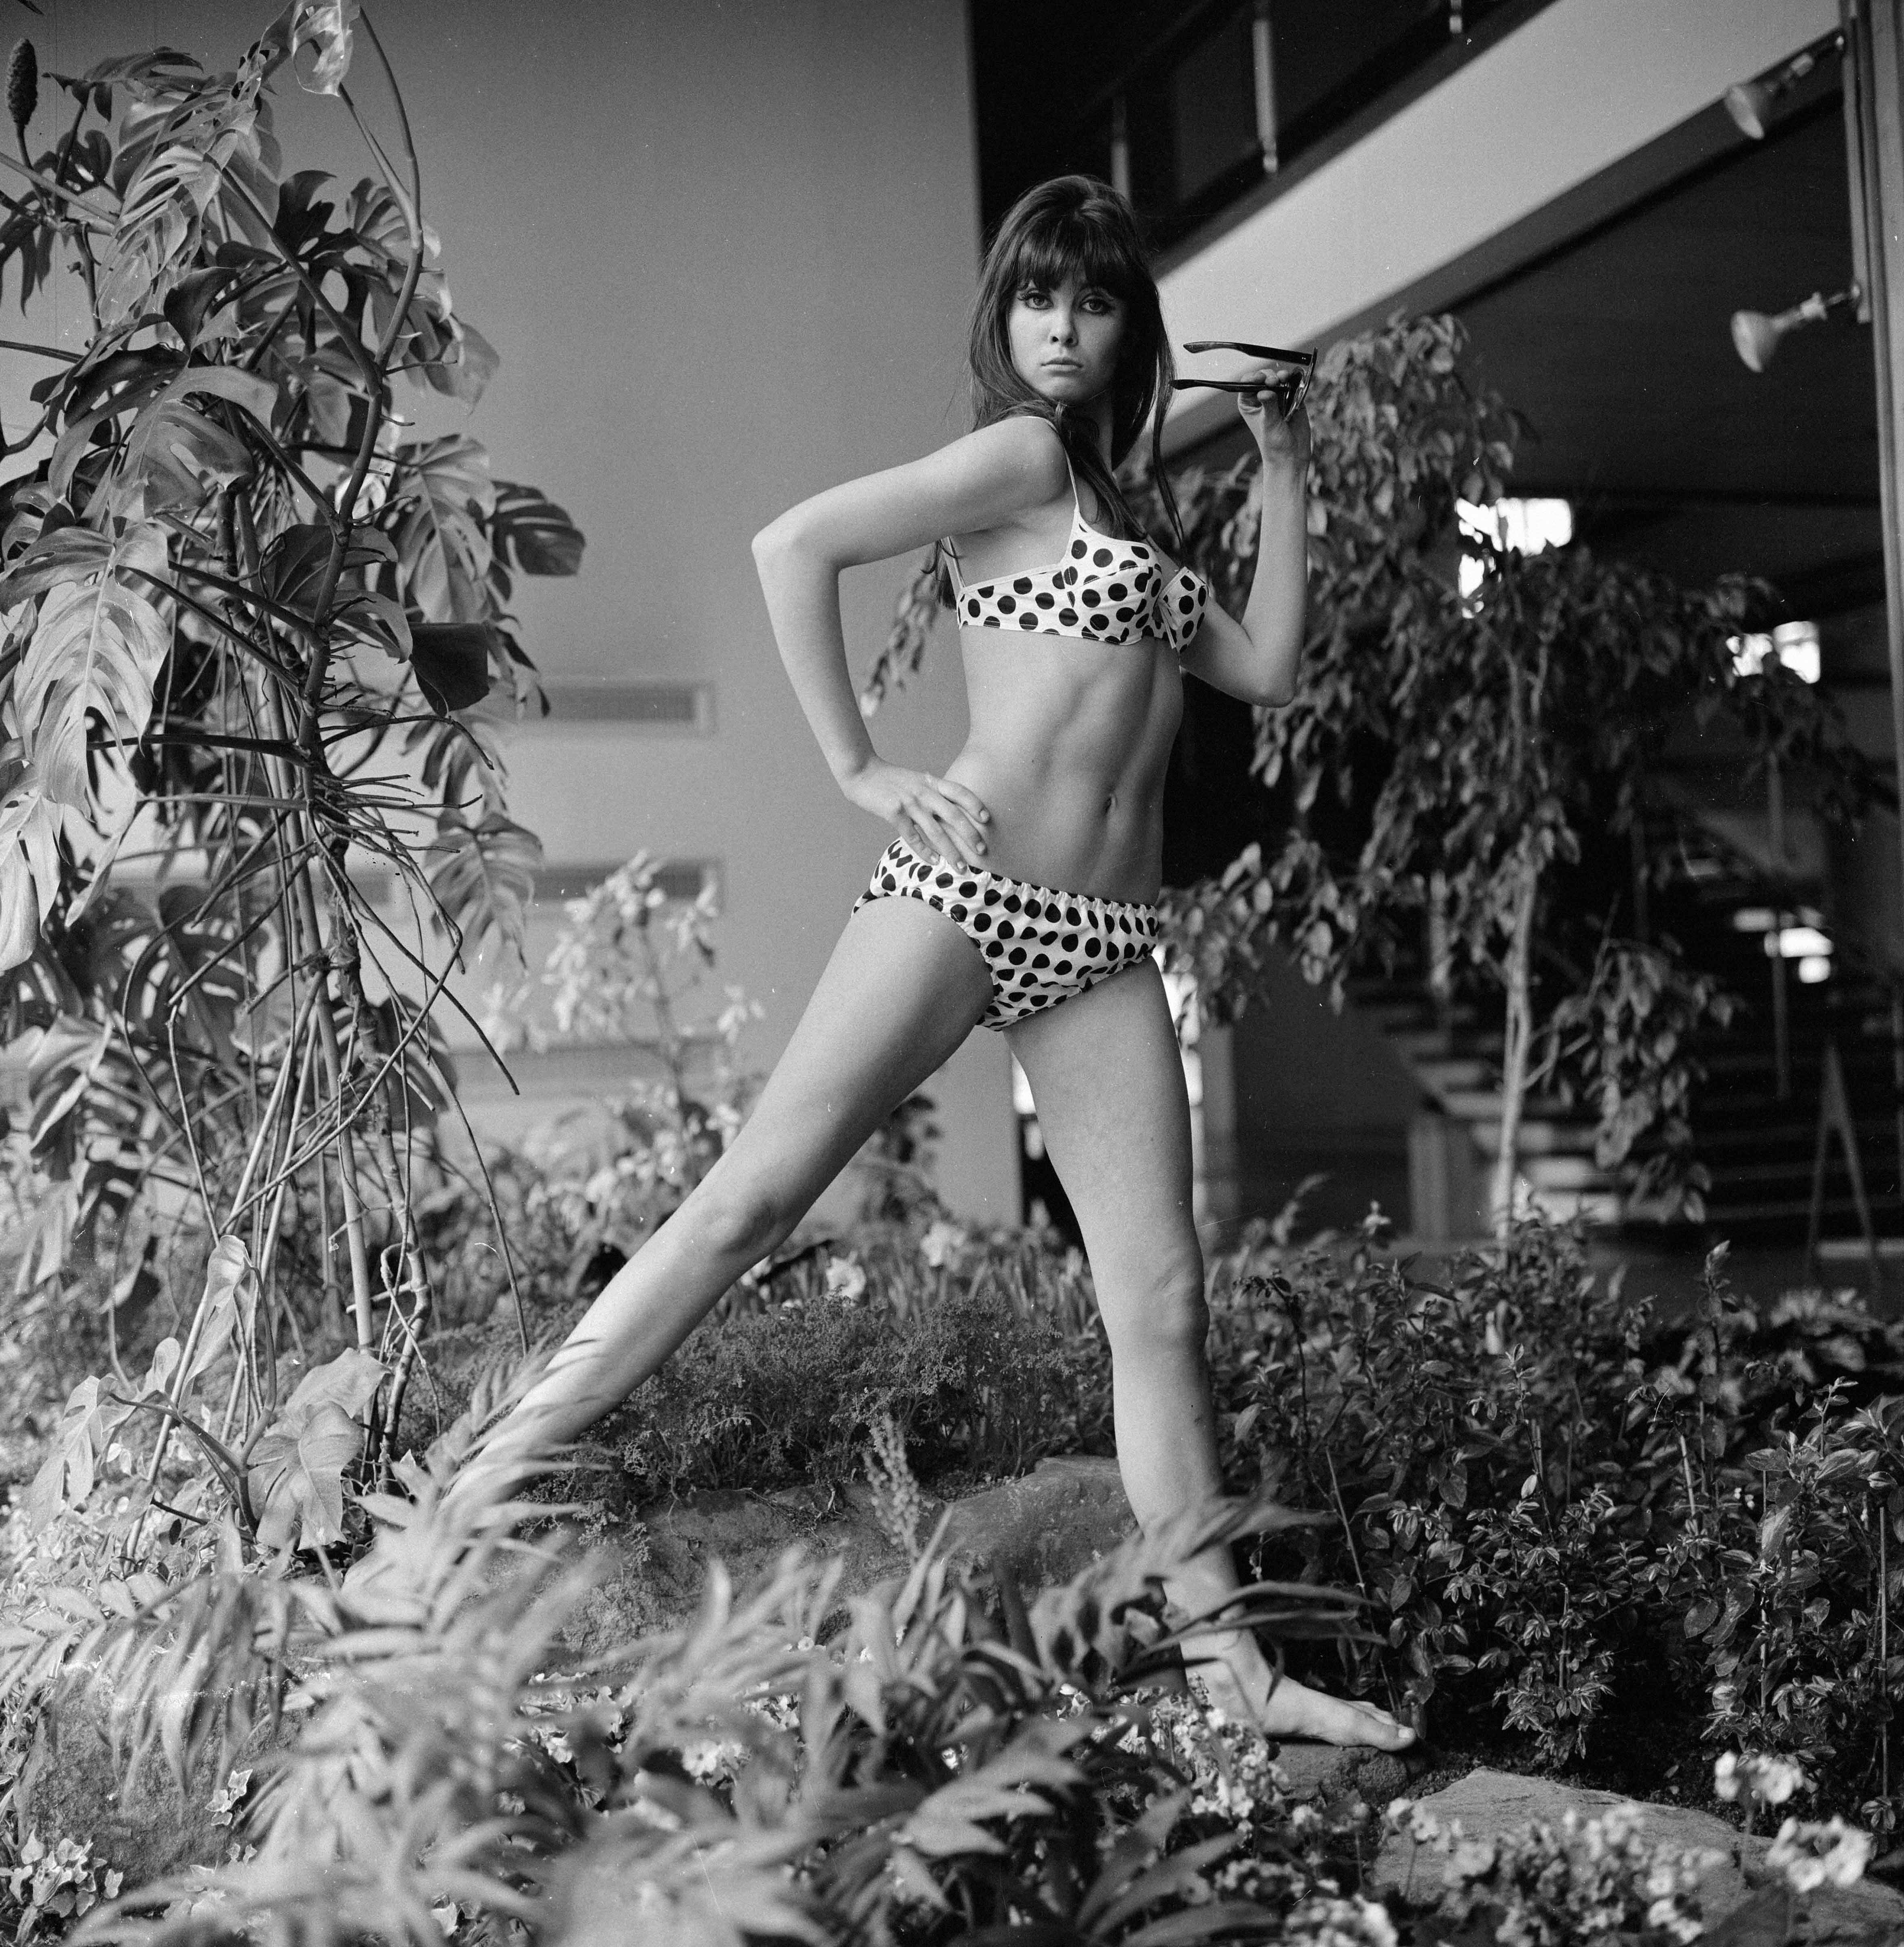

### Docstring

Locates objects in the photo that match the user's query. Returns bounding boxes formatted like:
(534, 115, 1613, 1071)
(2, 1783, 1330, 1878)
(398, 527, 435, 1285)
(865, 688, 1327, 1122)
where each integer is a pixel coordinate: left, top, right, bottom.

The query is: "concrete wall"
(6, 0, 1019, 1224)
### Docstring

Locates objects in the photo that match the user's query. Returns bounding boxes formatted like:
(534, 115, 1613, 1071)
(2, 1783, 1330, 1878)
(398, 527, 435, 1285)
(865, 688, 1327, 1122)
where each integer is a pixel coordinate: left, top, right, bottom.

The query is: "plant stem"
(1491, 847, 1540, 1233)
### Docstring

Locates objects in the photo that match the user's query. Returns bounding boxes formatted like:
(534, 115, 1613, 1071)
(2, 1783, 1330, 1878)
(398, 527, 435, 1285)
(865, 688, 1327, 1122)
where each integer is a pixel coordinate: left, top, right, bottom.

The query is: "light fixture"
(1728, 619, 1822, 683)
(1724, 35, 1839, 141)
(1730, 285, 1862, 372)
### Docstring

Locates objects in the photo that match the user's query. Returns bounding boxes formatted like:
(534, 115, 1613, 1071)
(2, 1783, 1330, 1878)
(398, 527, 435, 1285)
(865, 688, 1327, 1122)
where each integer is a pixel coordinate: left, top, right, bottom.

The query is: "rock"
(16, 1679, 252, 1890)
(560, 1456, 1138, 1658)
(1275, 1741, 1419, 1810)
(938, 1455, 1137, 1592)
(1370, 1768, 1904, 1947)
(559, 1480, 911, 1658)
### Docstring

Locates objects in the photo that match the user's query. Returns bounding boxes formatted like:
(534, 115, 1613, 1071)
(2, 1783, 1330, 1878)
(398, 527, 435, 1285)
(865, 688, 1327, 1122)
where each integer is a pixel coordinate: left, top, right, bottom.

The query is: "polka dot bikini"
(853, 838, 1160, 1030)
(945, 462, 1210, 657)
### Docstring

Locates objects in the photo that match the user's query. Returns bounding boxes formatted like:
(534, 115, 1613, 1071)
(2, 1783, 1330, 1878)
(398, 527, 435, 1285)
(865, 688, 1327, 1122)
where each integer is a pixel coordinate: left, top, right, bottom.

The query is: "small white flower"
(920, 1218, 966, 1268)
(825, 1255, 867, 1300)
(1767, 1816, 1873, 1894)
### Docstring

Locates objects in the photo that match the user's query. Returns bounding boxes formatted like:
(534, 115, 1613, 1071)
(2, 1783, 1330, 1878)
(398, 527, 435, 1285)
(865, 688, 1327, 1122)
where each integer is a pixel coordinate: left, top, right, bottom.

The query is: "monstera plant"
(0, 1, 582, 1545)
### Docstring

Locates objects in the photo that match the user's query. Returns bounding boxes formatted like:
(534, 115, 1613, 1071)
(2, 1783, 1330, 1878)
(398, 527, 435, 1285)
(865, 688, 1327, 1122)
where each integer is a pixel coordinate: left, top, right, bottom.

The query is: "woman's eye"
(1018, 287, 1050, 307)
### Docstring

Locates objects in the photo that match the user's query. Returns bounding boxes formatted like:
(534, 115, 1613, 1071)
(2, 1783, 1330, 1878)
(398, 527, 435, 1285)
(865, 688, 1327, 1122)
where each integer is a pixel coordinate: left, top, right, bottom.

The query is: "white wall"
(5, 0, 1020, 1225)
(1160, 0, 1839, 359)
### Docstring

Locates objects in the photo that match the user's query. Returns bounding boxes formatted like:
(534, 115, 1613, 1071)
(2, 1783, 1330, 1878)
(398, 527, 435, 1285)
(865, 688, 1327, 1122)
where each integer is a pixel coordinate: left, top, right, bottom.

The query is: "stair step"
(1387, 1027, 1459, 1060)
(1469, 1119, 1598, 1158)
(1521, 1154, 1610, 1191)
(1415, 1057, 1492, 1096)
(1438, 1088, 1575, 1122)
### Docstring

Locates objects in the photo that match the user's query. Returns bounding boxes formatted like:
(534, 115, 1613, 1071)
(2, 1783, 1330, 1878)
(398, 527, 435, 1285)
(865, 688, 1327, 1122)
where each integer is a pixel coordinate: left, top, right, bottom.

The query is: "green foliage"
(1142, 316, 1876, 1221)
(38, 1374, 1367, 1947)
(1384, 1795, 1709, 1946)
(0, 0, 584, 1544)
(475, 851, 765, 1296)
(1538, 938, 1736, 1221)
(1213, 1219, 1904, 1819)
(616, 1231, 1115, 1497)
(2, 1832, 124, 1943)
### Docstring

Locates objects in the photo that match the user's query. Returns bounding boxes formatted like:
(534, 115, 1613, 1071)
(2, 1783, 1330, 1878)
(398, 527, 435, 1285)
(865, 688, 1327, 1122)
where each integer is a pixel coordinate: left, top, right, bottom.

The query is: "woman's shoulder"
(942, 412, 1071, 506)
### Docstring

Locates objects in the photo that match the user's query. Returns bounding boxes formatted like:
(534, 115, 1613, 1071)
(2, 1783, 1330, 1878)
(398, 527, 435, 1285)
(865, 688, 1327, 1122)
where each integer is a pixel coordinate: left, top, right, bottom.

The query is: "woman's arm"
(1178, 393, 1311, 709)
(751, 416, 1069, 868)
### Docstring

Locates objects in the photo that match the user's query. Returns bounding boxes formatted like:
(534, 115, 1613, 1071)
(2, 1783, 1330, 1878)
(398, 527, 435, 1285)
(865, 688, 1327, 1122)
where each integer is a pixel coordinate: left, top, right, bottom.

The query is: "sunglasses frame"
(1172, 339, 1317, 419)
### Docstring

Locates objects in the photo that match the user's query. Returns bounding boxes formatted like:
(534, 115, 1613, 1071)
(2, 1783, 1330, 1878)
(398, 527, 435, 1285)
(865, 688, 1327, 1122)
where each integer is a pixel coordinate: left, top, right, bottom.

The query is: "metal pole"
(1252, 1, 1279, 175)
(1110, 93, 1132, 201)
(1843, 0, 1904, 1306)
(1769, 753, 1791, 1100)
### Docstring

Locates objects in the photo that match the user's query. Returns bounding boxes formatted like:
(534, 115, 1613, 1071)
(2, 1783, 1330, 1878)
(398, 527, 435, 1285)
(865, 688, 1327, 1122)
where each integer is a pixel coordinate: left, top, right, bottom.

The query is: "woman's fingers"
(931, 779, 990, 864)
(941, 778, 991, 827)
(899, 787, 987, 868)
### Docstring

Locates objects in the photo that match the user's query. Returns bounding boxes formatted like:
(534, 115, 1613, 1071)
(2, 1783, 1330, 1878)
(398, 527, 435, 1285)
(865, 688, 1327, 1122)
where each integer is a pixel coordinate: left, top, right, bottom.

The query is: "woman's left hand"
(1235, 371, 1310, 475)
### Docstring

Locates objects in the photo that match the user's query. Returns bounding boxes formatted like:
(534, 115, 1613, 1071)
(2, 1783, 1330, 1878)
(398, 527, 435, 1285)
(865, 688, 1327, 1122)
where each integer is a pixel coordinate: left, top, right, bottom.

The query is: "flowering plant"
(1384, 1796, 1712, 1947)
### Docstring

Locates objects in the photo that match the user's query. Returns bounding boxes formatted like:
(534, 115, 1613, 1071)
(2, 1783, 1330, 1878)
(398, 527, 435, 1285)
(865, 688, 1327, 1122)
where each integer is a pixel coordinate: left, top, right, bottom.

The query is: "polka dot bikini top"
(946, 460, 1211, 657)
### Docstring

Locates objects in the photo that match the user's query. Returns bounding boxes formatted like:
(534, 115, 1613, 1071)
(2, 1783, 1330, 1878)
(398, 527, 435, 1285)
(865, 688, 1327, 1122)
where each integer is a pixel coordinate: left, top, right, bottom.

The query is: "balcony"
(975, 0, 1542, 259)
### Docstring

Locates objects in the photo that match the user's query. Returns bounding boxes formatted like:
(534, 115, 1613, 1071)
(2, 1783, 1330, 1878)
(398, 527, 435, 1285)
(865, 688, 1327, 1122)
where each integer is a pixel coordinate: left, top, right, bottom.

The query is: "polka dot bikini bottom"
(852, 837, 1160, 1030)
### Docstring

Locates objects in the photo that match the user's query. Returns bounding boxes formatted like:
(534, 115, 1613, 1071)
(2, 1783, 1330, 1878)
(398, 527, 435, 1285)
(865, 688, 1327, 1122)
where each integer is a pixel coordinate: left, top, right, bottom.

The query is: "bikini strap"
(1005, 405, 1082, 520)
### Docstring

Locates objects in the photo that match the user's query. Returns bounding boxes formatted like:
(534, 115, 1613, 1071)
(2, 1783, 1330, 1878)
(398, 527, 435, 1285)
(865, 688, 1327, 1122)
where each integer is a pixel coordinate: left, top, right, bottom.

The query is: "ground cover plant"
(1207, 1215, 1904, 1835)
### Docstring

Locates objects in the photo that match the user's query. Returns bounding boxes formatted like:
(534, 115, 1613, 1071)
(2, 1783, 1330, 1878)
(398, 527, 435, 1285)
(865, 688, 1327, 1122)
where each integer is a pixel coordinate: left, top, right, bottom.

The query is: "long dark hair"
(959, 174, 1184, 561)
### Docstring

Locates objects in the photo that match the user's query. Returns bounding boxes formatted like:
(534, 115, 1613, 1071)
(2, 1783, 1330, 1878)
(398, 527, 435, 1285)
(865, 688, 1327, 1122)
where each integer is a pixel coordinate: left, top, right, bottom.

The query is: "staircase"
(1357, 799, 1904, 1250)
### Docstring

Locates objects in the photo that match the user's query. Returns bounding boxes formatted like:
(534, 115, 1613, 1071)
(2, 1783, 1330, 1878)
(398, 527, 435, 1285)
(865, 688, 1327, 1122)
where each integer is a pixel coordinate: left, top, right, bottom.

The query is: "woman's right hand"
(842, 760, 991, 869)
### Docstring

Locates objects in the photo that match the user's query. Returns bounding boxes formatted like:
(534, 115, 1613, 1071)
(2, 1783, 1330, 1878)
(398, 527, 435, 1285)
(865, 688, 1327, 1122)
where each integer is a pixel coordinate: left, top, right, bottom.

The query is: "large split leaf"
(7, 521, 171, 812)
(489, 481, 585, 602)
(100, 68, 281, 327)
(253, 0, 360, 96)
(390, 435, 494, 623)
(428, 809, 540, 968)
(0, 754, 60, 973)
(114, 365, 278, 514)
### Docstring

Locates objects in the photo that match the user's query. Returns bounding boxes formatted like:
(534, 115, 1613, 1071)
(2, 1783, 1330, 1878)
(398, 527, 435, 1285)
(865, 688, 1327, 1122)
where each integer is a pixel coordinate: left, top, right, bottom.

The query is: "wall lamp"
(1731, 285, 1863, 372)
(1724, 33, 1841, 140)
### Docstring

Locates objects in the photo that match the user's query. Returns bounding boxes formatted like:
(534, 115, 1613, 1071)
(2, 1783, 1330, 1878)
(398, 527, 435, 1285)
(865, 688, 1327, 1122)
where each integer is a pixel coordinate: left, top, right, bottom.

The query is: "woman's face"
(1007, 275, 1126, 409)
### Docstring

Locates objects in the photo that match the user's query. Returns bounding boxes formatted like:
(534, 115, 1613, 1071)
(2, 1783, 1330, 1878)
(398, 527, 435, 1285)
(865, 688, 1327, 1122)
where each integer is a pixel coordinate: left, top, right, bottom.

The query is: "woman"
(490, 175, 1411, 1752)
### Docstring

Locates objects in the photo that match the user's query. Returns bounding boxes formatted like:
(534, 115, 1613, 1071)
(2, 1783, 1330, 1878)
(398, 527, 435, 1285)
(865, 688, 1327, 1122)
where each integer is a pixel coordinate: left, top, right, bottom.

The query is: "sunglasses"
(1172, 340, 1316, 420)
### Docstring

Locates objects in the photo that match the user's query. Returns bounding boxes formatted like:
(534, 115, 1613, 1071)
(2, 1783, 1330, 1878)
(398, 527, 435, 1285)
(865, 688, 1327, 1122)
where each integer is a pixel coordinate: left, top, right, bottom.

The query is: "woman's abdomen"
(945, 629, 1183, 903)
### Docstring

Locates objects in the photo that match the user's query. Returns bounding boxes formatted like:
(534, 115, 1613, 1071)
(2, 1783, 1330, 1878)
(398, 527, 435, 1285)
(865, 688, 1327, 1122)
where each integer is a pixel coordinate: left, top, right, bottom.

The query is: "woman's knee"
(680, 1168, 800, 1266)
(1099, 1250, 1209, 1354)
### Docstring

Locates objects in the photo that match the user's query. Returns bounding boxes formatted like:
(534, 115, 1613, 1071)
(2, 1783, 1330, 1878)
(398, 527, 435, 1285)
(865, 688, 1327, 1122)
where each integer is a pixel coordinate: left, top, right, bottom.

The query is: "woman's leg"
(484, 894, 994, 1464)
(1009, 960, 1413, 1748)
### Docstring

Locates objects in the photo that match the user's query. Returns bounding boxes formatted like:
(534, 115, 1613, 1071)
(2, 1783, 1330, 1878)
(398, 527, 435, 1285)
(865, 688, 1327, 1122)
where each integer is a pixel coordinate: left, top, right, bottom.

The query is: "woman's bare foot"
(1191, 1638, 1417, 1751)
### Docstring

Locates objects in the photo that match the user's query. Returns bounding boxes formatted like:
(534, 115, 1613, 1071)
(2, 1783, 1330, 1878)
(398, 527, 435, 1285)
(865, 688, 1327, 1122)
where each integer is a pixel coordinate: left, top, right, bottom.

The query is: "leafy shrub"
(1210, 1216, 1904, 1823)
(614, 1236, 1115, 1497)
(61, 1387, 1372, 1947)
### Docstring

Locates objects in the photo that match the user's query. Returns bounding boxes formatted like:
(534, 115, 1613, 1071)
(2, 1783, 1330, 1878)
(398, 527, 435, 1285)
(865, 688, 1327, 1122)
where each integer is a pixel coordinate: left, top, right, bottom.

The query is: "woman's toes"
(1254, 1676, 1418, 1748)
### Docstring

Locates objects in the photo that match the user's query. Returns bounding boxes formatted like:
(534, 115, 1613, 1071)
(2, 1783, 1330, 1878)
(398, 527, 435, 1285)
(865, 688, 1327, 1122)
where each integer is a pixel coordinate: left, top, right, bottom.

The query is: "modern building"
(5, 2, 1893, 1252)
